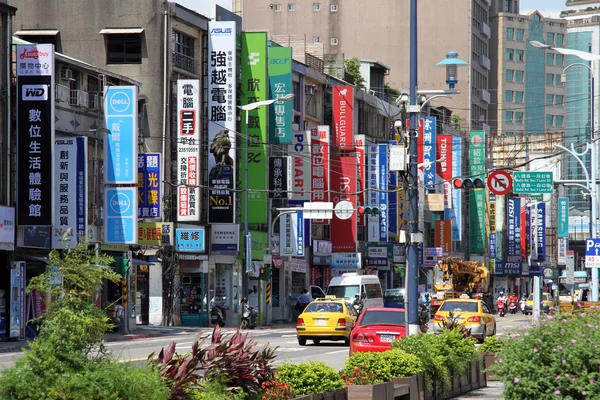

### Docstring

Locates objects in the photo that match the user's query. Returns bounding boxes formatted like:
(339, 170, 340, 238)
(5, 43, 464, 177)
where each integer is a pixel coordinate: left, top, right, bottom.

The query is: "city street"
(0, 312, 530, 372)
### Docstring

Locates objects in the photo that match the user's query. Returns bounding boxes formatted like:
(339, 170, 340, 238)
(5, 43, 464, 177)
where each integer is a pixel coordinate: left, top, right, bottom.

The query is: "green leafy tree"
(344, 57, 365, 87)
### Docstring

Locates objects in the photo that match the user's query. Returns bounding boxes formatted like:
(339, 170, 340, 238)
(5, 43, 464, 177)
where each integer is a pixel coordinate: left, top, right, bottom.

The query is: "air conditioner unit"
(55, 84, 69, 103)
(305, 85, 315, 95)
(61, 68, 75, 82)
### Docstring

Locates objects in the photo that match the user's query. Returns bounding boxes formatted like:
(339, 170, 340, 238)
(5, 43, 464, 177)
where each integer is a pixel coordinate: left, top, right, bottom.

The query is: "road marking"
(324, 349, 348, 355)
(276, 348, 306, 352)
(282, 334, 297, 338)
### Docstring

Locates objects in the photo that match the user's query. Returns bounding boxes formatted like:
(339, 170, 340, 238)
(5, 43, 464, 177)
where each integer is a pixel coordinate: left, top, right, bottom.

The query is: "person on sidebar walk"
(295, 289, 312, 313)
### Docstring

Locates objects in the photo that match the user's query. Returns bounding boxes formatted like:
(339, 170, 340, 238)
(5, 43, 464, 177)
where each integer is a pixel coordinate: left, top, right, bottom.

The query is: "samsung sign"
(22, 84, 48, 101)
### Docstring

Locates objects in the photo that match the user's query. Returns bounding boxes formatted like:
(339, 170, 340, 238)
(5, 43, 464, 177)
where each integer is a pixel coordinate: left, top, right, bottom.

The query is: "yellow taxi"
(432, 299, 496, 342)
(524, 292, 552, 315)
(296, 296, 358, 346)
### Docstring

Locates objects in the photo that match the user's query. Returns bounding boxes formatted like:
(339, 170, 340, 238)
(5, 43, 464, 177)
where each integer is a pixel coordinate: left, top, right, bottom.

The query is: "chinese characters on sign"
(310, 126, 330, 224)
(330, 156, 357, 252)
(268, 157, 291, 199)
(280, 211, 304, 257)
(175, 228, 206, 252)
(423, 117, 436, 189)
(268, 46, 293, 144)
(353, 134, 366, 226)
(137, 222, 173, 246)
(104, 187, 138, 244)
(177, 80, 201, 222)
(333, 86, 354, 150)
(137, 153, 161, 219)
(208, 21, 237, 223)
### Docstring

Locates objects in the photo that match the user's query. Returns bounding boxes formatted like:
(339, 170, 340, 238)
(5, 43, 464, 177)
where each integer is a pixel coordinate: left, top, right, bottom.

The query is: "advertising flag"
(537, 203, 546, 261)
(268, 46, 293, 144)
(447, 136, 462, 240)
(333, 86, 354, 150)
(354, 135, 366, 226)
(311, 126, 330, 225)
(331, 156, 357, 252)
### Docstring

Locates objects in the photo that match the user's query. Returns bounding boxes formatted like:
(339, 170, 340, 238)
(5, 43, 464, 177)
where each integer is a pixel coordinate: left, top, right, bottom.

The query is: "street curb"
(0, 343, 29, 353)
(105, 332, 162, 342)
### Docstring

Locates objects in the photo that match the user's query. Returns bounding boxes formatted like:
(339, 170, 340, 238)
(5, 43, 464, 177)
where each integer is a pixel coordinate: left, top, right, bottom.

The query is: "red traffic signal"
(357, 206, 381, 215)
(453, 178, 484, 189)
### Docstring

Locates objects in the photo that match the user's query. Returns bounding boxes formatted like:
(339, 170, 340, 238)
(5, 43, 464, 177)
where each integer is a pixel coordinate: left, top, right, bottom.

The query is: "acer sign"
(330, 156, 357, 252)
(332, 86, 354, 150)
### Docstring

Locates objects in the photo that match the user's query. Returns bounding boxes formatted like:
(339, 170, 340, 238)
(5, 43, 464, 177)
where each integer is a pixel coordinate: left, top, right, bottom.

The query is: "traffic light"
(357, 206, 381, 215)
(453, 178, 485, 189)
(259, 265, 272, 281)
(114, 257, 130, 277)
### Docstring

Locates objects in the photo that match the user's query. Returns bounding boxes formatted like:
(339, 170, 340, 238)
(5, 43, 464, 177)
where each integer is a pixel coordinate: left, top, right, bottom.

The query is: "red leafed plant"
(148, 324, 277, 399)
(340, 365, 377, 386)
(261, 380, 293, 400)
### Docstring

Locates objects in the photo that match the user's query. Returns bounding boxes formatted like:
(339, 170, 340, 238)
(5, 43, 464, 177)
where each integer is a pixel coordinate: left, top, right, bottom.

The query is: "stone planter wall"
(482, 352, 498, 381)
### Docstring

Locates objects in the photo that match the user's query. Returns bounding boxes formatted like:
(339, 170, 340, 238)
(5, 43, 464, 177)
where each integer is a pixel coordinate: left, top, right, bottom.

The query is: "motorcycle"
(352, 295, 364, 314)
(508, 299, 518, 314)
(210, 302, 226, 327)
(520, 295, 527, 314)
(497, 298, 506, 317)
(240, 298, 257, 330)
(419, 303, 430, 333)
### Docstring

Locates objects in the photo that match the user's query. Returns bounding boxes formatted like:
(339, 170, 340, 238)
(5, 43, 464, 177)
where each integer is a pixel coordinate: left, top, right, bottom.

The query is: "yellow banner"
(138, 222, 173, 246)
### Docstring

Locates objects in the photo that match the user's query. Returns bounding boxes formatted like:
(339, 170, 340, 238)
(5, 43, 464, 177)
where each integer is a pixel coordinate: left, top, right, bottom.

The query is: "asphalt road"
(0, 312, 531, 373)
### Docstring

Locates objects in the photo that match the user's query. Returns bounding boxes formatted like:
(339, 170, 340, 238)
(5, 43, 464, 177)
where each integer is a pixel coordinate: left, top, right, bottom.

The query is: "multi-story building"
(236, 0, 492, 131)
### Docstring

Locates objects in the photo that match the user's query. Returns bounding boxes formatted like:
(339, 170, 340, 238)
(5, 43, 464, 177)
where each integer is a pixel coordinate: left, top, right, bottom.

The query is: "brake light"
(353, 332, 375, 343)
(434, 314, 445, 321)
(297, 318, 305, 326)
(337, 318, 346, 327)
(467, 316, 481, 322)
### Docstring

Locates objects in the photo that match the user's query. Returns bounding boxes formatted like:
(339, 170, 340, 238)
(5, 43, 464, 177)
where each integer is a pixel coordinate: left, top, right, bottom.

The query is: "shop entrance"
(135, 265, 149, 325)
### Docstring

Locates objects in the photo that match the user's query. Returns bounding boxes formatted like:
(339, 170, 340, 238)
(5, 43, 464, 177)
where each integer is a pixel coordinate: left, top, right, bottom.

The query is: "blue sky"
(520, 0, 567, 18)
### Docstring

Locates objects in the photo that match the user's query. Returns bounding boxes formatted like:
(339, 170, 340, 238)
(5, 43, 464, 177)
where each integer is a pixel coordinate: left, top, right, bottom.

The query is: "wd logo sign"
(22, 84, 48, 101)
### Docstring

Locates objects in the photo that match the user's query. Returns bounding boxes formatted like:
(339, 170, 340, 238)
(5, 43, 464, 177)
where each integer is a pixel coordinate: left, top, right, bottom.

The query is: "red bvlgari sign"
(333, 86, 354, 150)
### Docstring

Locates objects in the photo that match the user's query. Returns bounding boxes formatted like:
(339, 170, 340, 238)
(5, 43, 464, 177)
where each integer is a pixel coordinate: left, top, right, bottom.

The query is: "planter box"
(346, 382, 393, 400)
(392, 375, 419, 400)
(292, 390, 346, 400)
(482, 352, 498, 381)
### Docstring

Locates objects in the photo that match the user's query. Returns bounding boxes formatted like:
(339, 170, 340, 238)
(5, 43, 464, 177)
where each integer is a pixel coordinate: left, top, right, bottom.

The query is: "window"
(506, 90, 514, 102)
(312, 36, 320, 43)
(172, 31, 194, 58)
(516, 70, 524, 82)
(555, 95, 563, 106)
(546, 73, 554, 85)
(330, 37, 338, 45)
(359, 310, 405, 326)
(556, 74, 562, 84)
(313, 3, 321, 11)
(516, 29, 524, 41)
(556, 54, 564, 66)
(556, 115, 564, 127)
(505, 111, 514, 122)
(106, 34, 142, 64)
(288, 3, 295, 11)
(546, 114, 554, 126)
(365, 284, 382, 299)
(515, 91, 524, 103)
(330, 4, 338, 11)
(504, 0, 510, 12)
(547, 32, 555, 44)
(506, 28, 514, 40)
(546, 53, 554, 65)
(273, 4, 281, 11)
(516, 49, 524, 62)
(515, 112, 524, 124)
(546, 94, 554, 105)
(506, 69, 514, 81)
(506, 48, 514, 61)
(557, 33, 564, 45)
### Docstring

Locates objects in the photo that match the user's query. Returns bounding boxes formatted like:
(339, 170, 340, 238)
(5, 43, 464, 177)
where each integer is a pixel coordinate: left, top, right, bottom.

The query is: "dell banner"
(208, 21, 237, 223)
(331, 156, 357, 252)
(333, 86, 354, 150)
(268, 46, 292, 144)
(507, 198, 521, 262)
(17, 44, 55, 228)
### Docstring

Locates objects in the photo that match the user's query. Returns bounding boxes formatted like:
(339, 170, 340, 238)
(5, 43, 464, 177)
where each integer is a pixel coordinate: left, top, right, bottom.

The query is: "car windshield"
(359, 310, 405, 326)
(440, 301, 479, 313)
(327, 285, 359, 299)
(384, 289, 405, 301)
(304, 302, 343, 313)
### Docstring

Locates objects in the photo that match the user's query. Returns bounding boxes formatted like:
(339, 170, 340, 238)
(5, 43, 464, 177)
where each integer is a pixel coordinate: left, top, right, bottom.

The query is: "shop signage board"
(507, 198, 521, 262)
(557, 197, 569, 238)
(585, 238, 600, 268)
(447, 136, 462, 241)
(176, 228, 206, 252)
(211, 224, 239, 252)
(138, 153, 161, 219)
(0, 206, 15, 250)
(422, 116, 436, 189)
(310, 126, 330, 224)
(330, 156, 357, 252)
(332, 86, 354, 150)
(513, 172, 553, 194)
(268, 156, 291, 199)
(280, 211, 304, 257)
(495, 262, 522, 275)
(557, 237, 567, 265)
(566, 250, 575, 284)
(436, 135, 452, 207)
(268, 46, 293, 144)
(331, 252, 361, 269)
(104, 187, 137, 244)
(138, 222, 173, 246)
(354, 135, 366, 226)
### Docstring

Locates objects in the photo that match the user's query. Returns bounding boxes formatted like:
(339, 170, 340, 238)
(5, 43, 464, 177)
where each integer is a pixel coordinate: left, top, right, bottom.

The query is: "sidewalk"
(450, 381, 503, 399)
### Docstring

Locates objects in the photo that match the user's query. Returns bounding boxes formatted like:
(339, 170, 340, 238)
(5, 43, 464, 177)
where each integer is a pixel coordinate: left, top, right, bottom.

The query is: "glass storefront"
(180, 261, 208, 326)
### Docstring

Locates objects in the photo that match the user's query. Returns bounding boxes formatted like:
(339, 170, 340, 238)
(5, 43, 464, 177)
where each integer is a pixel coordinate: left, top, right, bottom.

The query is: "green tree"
(344, 57, 365, 87)
(384, 84, 401, 101)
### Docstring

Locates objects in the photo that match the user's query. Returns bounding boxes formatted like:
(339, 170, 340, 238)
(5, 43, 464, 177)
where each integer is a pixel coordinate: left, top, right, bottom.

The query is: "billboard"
(17, 44, 55, 227)
(268, 46, 293, 144)
(331, 156, 357, 252)
(241, 32, 268, 224)
(310, 126, 330, 224)
(104, 187, 138, 244)
(507, 198, 521, 262)
(138, 153, 161, 219)
(332, 86, 354, 150)
(176, 79, 201, 221)
(208, 21, 237, 223)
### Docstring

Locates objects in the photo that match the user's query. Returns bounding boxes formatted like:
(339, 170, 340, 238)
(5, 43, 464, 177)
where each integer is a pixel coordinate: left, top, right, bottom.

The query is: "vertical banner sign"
(367, 145, 380, 242)
(558, 197, 569, 238)
(447, 137, 462, 240)
(310, 126, 330, 224)
(489, 201, 496, 258)
(507, 198, 521, 262)
(268, 156, 291, 199)
(378, 144, 388, 242)
(176, 80, 200, 221)
(268, 46, 292, 144)
(436, 135, 452, 207)
(520, 202, 527, 261)
(17, 44, 55, 227)
(537, 203, 546, 261)
(208, 21, 237, 224)
(104, 86, 138, 184)
(469, 131, 486, 179)
(290, 130, 311, 202)
(333, 86, 354, 150)
(53, 136, 87, 249)
(435, 220, 452, 255)
(528, 205, 537, 260)
(417, 119, 424, 167)
(331, 156, 357, 252)
(387, 141, 398, 237)
(422, 117, 436, 189)
(137, 153, 161, 219)
(241, 32, 268, 224)
(354, 135, 366, 226)
(469, 131, 485, 254)
(104, 187, 138, 244)
(10, 262, 25, 340)
(279, 211, 304, 257)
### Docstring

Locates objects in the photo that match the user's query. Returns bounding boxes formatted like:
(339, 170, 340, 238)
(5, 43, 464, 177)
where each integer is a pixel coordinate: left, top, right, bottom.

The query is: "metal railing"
(172, 52, 197, 74)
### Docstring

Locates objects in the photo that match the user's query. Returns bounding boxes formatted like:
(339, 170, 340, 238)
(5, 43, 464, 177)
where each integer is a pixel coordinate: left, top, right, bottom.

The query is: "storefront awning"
(131, 258, 157, 266)
(15, 29, 60, 36)
(15, 253, 50, 265)
(99, 28, 144, 35)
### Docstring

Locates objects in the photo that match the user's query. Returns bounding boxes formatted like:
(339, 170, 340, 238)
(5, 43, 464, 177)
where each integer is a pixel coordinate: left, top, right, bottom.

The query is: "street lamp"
(530, 40, 600, 301)
(238, 93, 295, 303)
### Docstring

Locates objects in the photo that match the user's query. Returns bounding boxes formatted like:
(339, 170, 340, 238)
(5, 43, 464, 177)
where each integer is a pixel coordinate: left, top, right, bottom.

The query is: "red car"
(349, 307, 406, 356)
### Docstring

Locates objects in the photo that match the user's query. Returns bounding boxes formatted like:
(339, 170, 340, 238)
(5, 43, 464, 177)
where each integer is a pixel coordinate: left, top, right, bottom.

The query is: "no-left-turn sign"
(487, 170, 513, 196)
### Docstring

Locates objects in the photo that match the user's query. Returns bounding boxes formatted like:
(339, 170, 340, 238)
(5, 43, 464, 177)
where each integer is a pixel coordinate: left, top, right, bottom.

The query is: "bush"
(190, 375, 247, 400)
(341, 349, 424, 383)
(260, 380, 293, 400)
(275, 361, 344, 396)
(491, 310, 600, 399)
(479, 336, 503, 354)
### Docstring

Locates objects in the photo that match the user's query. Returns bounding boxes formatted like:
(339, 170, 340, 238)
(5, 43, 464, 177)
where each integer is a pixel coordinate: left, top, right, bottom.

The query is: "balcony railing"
(172, 52, 197, 74)
(70, 90, 89, 108)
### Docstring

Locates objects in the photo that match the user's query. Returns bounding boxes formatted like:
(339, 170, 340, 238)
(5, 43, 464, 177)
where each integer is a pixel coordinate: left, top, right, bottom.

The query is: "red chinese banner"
(333, 86, 354, 150)
(354, 134, 366, 226)
(311, 126, 330, 225)
(331, 156, 357, 252)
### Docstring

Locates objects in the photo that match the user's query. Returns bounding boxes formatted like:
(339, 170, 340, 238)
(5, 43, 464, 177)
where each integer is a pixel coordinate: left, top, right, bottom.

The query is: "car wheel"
(240, 320, 248, 330)
(492, 323, 497, 336)
(479, 327, 486, 343)
(344, 337, 350, 346)
(313, 339, 321, 345)
(298, 337, 307, 346)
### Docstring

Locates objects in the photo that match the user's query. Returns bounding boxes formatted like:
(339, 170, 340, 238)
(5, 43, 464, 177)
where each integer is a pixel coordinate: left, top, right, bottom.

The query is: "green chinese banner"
(470, 189, 485, 253)
(241, 32, 268, 224)
(268, 46, 293, 144)
(469, 131, 485, 178)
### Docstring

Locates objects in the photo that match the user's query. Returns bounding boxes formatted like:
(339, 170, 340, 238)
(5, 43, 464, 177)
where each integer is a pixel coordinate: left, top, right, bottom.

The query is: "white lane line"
(324, 349, 348, 355)
(282, 334, 297, 338)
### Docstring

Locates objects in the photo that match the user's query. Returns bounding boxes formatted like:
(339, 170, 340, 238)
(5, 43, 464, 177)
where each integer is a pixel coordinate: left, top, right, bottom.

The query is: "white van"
(326, 273, 384, 308)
